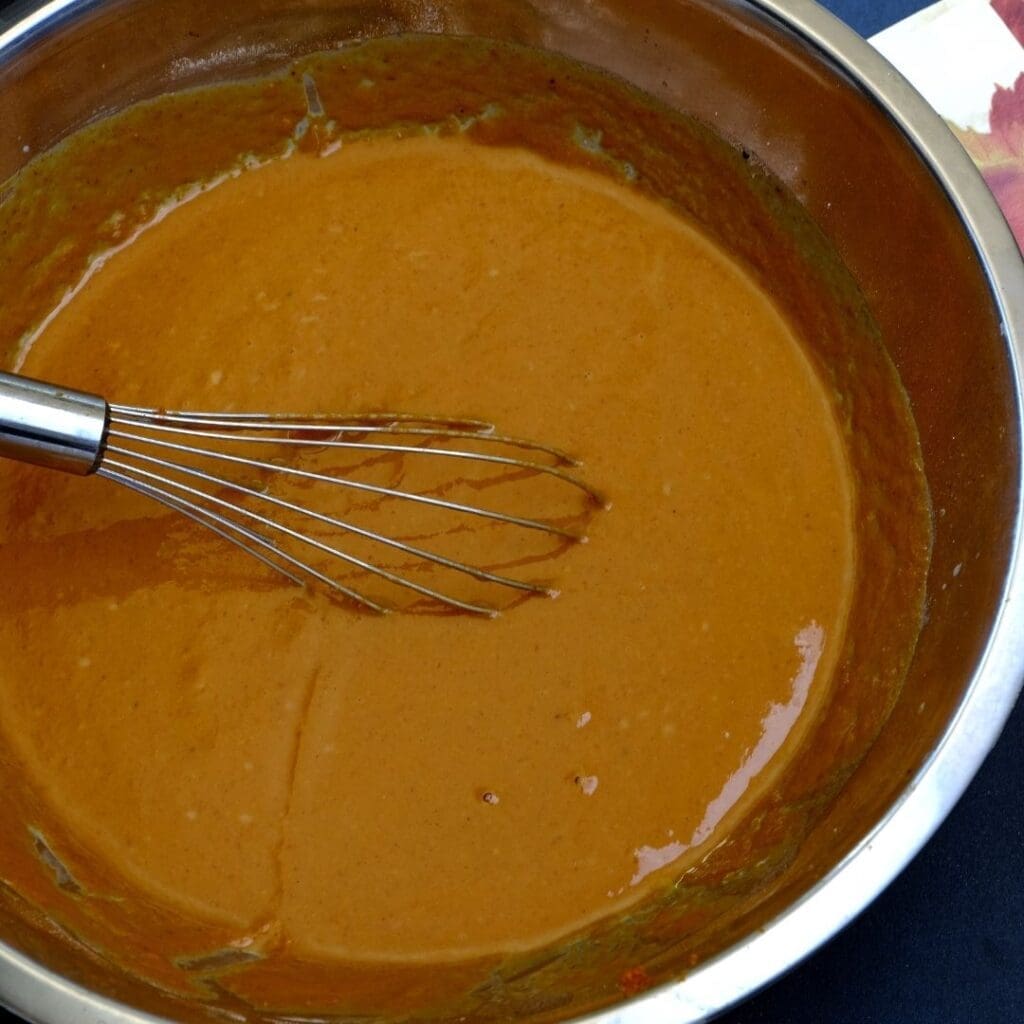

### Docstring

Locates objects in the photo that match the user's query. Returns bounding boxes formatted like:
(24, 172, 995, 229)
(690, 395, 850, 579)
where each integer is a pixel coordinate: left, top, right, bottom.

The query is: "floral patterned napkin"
(872, 0, 1024, 247)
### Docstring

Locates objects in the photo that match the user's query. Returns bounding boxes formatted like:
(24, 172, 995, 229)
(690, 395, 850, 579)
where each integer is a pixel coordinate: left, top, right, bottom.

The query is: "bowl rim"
(0, 1, 1022, 1023)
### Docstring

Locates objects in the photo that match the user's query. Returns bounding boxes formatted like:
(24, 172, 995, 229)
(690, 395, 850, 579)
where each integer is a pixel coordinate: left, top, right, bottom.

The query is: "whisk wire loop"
(102, 444, 551, 595)
(101, 466, 387, 612)
(0, 372, 601, 615)
(101, 457, 500, 616)
(106, 427, 584, 540)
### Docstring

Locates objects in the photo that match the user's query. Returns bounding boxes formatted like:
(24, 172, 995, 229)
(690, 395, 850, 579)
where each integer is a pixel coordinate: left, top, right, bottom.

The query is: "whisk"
(0, 371, 602, 616)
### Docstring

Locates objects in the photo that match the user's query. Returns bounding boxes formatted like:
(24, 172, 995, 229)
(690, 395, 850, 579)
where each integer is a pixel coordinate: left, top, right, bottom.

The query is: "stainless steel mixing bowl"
(1, 1, 1022, 1021)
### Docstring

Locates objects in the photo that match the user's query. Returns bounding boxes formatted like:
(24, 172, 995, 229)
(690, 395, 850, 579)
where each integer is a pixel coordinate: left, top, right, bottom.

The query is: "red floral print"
(993, 0, 1024, 48)
(953, 72, 1024, 250)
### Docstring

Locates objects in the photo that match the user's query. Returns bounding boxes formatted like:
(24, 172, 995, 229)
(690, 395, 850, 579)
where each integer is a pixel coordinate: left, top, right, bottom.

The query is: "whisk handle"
(0, 371, 109, 475)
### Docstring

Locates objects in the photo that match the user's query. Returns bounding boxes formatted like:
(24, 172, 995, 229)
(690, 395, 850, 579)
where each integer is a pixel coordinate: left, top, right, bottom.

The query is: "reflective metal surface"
(0, 1, 1022, 1022)
(0, 371, 107, 474)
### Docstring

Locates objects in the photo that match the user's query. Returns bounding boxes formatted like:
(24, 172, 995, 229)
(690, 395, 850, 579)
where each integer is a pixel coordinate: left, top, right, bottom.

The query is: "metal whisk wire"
(0, 372, 602, 616)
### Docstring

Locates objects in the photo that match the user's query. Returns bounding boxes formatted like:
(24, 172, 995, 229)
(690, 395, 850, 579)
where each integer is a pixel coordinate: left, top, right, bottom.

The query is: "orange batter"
(0, 130, 854, 963)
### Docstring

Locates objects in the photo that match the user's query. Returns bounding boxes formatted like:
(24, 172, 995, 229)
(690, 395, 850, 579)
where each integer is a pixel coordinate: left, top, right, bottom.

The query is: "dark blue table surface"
(1, 2, 1021, 1023)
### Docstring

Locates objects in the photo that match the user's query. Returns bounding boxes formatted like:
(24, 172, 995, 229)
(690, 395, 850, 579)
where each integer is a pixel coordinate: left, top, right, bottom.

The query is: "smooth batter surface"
(0, 135, 854, 961)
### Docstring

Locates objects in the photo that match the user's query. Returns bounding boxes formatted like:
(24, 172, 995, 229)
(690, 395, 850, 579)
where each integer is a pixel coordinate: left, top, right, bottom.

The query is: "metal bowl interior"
(0, 1, 1022, 1022)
